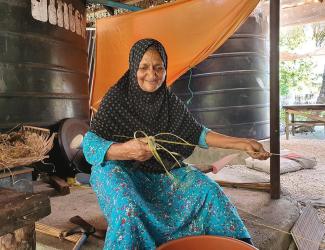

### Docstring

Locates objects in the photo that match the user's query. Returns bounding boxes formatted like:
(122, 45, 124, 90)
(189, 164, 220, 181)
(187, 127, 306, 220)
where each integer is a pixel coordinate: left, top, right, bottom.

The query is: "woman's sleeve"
(82, 131, 115, 166)
(198, 126, 211, 149)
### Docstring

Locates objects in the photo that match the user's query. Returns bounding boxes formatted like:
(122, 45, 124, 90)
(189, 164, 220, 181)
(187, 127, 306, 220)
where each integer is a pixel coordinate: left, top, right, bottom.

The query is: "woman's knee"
(194, 173, 223, 192)
(91, 164, 131, 188)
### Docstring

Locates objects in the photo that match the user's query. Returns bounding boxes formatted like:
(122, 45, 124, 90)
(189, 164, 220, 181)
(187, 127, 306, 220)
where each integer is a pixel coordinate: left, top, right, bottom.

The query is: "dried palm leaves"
(0, 126, 55, 169)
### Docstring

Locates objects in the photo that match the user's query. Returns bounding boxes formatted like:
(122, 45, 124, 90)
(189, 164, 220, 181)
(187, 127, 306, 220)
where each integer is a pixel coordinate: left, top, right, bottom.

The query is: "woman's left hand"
(244, 139, 271, 160)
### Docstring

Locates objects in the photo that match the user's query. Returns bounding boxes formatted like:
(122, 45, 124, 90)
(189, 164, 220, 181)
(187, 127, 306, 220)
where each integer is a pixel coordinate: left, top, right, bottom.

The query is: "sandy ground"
(280, 133, 325, 249)
(280, 136, 325, 221)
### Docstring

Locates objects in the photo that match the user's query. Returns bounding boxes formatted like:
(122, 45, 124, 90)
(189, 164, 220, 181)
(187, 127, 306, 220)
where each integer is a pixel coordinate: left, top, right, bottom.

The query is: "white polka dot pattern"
(91, 39, 203, 172)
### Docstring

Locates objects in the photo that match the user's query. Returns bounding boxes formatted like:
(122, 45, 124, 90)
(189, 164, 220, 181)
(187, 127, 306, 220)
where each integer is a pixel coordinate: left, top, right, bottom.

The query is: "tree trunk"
(317, 64, 325, 103)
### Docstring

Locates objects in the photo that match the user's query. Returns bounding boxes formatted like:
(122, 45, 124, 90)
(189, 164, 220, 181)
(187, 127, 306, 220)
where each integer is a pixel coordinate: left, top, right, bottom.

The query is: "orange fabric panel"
(91, 0, 259, 109)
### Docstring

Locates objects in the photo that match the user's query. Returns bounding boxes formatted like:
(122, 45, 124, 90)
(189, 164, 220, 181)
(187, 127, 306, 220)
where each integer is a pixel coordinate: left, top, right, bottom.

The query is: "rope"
(238, 207, 322, 245)
(186, 68, 194, 106)
(243, 218, 321, 245)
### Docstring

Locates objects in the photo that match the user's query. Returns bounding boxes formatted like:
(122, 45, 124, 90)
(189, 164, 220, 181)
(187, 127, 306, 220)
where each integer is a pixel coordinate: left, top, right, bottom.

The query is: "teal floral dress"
(83, 129, 250, 249)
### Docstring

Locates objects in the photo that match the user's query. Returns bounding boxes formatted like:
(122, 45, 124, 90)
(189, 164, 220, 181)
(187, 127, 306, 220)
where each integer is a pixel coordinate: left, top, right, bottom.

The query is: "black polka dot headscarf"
(91, 38, 203, 172)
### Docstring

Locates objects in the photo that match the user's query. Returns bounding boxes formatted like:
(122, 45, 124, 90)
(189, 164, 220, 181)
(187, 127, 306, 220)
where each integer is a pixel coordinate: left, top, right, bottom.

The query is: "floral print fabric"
(83, 131, 250, 250)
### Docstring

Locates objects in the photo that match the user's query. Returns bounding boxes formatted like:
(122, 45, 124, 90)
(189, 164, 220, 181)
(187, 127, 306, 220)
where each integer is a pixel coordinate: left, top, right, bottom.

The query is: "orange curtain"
(91, 0, 259, 109)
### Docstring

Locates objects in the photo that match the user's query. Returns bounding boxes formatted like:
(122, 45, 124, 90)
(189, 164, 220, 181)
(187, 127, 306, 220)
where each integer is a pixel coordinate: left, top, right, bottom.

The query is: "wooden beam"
(50, 176, 70, 195)
(270, 0, 281, 200)
(281, 0, 322, 8)
(87, 0, 143, 11)
(280, 49, 325, 61)
(35, 223, 81, 243)
(0, 167, 32, 179)
(121, 0, 144, 4)
(281, 2, 325, 26)
(0, 189, 51, 237)
(287, 109, 325, 122)
(217, 181, 271, 192)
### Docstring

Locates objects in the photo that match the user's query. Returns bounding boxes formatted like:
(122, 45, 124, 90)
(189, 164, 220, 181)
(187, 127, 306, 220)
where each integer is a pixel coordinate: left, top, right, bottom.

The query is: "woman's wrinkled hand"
(123, 138, 153, 161)
(245, 139, 271, 160)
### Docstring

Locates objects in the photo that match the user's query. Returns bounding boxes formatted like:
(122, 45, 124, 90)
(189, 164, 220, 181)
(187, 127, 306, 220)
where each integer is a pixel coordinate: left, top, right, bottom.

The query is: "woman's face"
(136, 48, 166, 92)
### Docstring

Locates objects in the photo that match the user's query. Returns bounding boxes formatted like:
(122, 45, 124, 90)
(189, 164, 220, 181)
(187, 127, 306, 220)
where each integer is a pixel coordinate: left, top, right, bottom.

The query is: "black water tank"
(0, 0, 89, 129)
(171, 15, 269, 140)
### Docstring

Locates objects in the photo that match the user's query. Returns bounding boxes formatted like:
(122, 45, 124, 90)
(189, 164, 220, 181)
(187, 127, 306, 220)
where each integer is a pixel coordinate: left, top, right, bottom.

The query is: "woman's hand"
(205, 131, 271, 160)
(105, 138, 153, 161)
(122, 138, 153, 161)
(244, 139, 271, 160)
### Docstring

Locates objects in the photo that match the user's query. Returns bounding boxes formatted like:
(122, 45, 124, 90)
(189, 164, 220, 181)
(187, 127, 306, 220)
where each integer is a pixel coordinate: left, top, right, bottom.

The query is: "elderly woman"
(83, 38, 270, 249)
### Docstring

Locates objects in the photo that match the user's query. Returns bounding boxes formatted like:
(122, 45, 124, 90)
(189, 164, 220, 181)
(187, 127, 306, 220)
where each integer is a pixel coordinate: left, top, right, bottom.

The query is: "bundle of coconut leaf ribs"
(0, 126, 55, 169)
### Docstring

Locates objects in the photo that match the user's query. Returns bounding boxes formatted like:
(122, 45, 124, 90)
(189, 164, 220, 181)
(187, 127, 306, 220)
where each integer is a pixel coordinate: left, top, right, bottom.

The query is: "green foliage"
(280, 109, 286, 124)
(280, 27, 306, 51)
(280, 59, 316, 96)
(279, 26, 318, 97)
(279, 26, 320, 123)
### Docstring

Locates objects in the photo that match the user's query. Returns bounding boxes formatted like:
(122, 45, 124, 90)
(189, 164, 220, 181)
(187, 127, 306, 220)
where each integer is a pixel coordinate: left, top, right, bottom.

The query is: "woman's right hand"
(123, 138, 153, 161)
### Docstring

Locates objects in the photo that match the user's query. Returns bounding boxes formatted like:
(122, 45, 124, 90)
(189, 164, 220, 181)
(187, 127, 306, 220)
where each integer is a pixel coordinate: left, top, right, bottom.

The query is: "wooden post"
(270, 0, 281, 199)
(285, 110, 289, 140)
(291, 113, 295, 136)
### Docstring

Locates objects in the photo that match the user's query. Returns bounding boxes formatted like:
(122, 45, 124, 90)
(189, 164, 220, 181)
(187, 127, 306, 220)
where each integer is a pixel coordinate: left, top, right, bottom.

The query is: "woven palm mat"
(291, 204, 325, 250)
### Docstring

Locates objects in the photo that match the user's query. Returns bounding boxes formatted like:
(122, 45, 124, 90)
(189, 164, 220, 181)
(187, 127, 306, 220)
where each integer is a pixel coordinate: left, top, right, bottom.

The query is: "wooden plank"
(0, 165, 27, 170)
(0, 167, 33, 193)
(87, 0, 142, 11)
(281, 2, 325, 26)
(281, 0, 309, 8)
(0, 188, 51, 237)
(283, 104, 325, 110)
(287, 122, 324, 126)
(0, 168, 32, 179)
(280, 49, 325, 61)
(320, 241, 325, 250)
(217, 180, 271, 191)
(284, 107, 325, 139)
(122, 0, 144, 4)
(33, 181, 58, 197)
(35, 223, 81, 243)
(50, 176, 70, 195)
(287, 109, 325, 123)
(0, 188, 28, 203)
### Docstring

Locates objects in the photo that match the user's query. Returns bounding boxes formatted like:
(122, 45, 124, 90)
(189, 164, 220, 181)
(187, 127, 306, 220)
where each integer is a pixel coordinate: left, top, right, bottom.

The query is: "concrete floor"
(36, 127, 325, 249)
(37, 186, 106, 250)
(36, 169, 299, 250)
(223, 187, 299, 250)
